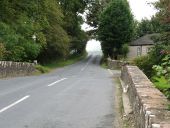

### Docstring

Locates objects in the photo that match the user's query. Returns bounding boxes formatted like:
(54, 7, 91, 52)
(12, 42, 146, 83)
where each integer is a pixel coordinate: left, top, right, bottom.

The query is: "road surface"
(0, 52, 119, 128)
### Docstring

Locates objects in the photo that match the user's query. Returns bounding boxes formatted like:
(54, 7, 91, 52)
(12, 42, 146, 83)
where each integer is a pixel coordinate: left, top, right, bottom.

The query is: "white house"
(127, 34, 157, 60)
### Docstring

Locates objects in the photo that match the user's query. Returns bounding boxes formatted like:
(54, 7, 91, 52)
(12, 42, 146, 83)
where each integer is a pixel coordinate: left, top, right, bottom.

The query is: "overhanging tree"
(86, 0, 111, 38)
(86, 0, 111, 28)
(0, 0, 90, 62)
(155, 0, 170, 24)
(59, 0, 89, 55)
(98, 0, 134, 59)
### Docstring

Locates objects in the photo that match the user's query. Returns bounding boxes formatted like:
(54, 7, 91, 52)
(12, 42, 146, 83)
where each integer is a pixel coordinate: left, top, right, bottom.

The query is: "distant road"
(0, 52, 119, 128)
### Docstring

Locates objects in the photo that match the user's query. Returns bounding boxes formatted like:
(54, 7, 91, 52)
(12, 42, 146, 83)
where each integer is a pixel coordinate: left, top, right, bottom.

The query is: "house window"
(137, 47, 141, 56)
(147, 47, 152, 53)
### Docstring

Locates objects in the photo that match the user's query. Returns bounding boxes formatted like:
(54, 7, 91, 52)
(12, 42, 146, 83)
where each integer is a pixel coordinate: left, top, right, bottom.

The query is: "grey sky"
(128, 0, 158, 21)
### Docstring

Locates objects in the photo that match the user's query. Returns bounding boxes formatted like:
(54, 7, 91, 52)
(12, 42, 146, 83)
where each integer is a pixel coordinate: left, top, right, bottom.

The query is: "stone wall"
(121, 65, 170, 128)
(0, 61, 35, 78)
(107, 58, 129, 69)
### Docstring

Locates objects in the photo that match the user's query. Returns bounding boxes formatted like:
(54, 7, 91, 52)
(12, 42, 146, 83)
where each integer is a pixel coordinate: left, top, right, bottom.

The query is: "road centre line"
(47, 78, 67, 87)
(0, 95, 30, 114)
(81, 55, 93, 71)
(81, 62, 89, 71)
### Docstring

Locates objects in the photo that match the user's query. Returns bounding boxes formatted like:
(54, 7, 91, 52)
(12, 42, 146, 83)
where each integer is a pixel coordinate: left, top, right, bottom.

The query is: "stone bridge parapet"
(0, 61, 35, 78)
(121, 65, 170, 128)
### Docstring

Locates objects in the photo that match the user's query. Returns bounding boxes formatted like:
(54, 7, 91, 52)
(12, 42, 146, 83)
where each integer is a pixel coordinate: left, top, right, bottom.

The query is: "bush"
(121, 43, 129, 58)
(35, 65, 50, 73)
(133, 55, 154, 78)
(152, 76, 170, 99)
(21, 41, 41, 61)
(152, 55, 170, 81)
(0, 43, 6, 60)
(134, 54, 170, 99)
(152, 55, 170, 99)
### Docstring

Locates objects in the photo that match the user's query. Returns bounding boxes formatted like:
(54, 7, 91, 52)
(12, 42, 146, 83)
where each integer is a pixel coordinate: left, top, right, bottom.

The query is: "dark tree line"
(0, 0, 89, 62)
(0, 0, 168, 62)
(83, 0, 134, 59)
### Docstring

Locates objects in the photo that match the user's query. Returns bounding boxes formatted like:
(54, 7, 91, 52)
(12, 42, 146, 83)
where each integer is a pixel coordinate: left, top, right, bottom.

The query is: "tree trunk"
(114, 55, 118, 60)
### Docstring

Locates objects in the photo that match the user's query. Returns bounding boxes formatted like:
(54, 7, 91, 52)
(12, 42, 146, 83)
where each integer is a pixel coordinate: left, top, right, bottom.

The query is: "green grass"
(101, 61, 108, 69)
(100, 57, 108, 69)
(44, 53, 86, 69)
(34, 65, 50, 74)
(116, 79, 124, 117)
(115, 78, 135, 128)
(34, 53, 87, 74)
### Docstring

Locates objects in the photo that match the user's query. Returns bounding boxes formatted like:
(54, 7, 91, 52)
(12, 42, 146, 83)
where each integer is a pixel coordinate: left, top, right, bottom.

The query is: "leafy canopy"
(98, 0, 134, 59)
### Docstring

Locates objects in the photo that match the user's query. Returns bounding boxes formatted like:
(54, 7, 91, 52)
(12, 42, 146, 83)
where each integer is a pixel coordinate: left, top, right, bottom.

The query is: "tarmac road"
(0, 52, 119, 128)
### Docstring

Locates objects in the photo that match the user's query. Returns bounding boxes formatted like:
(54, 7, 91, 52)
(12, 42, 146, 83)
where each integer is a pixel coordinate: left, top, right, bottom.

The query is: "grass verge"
(101, 61, 108, 69)
(100, 57, 108, 69)
(115, 78, 135, 128)
(114, 78, 124, 128)
(34, 53, 87, 74)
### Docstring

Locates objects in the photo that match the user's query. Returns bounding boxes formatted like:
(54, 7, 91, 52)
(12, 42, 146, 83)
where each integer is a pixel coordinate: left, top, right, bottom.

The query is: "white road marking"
(81, 62, 89, 71)
(108, 69, 113, 75)
(47, 78, 67, 87)
(81, 55, 93, 71)
(0, 95, 30, 114)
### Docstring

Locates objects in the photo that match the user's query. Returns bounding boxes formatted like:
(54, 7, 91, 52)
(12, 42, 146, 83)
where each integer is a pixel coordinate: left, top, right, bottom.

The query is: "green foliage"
(35, 64, 50, 73)
(43, 52, 87, 69)
(133, 0, 170, 100)
(22, 42, 41, 60)
(154, 0, 170, 25)
(168, 104, 170, 111)
(35, 52, 86, 75)
(134, 36, 169, 76)
(134, 52, 170, 99)
(121, 44, 129, 58)
(153, 76, 170, 99)
(8, 46, 26, 62)
(152, 76, 169, 89)
(98, 0, 134, 59)
(86, 0, 111, 29)
(0, 22, 19, 46)
(134, 17, 162, 39)
(0, 43, 6, 60)
(86, 0, 101, 28)
(137, 19, 153, 37)
(0, 0, 88, 62)
(134, 55, 155, 78)
(153, 55, 170, 82)
(58, 0, 88, 56)
(153, 0, 170, 52)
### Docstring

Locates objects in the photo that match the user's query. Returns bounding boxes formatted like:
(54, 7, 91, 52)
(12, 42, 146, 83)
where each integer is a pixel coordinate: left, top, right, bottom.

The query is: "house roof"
(130, 34, 158, 46)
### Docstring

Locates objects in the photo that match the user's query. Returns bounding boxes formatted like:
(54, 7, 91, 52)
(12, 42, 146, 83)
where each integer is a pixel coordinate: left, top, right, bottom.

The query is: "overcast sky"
(128, 0, 158, 21)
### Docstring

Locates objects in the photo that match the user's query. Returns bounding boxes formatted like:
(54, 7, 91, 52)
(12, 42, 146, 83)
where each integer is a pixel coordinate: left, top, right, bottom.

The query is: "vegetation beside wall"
(133, 0, 170, 99)
(134, 44, 170, 99)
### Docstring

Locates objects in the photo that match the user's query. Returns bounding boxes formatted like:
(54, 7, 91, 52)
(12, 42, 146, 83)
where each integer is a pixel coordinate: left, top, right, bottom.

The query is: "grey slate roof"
(130, 34, 157, 46)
